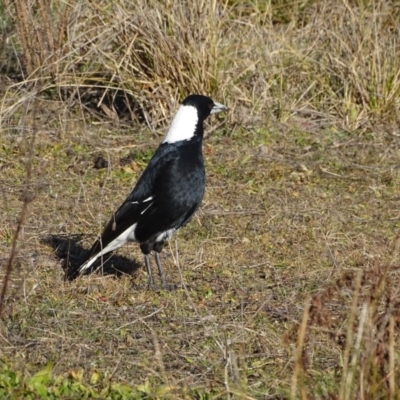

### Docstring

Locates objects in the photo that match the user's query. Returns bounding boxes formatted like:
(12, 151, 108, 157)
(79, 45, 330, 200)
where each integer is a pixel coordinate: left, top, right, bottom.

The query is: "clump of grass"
(4, 0, 71, 77)
(290, 262, 400, 398)
(2, 1, 399, 127)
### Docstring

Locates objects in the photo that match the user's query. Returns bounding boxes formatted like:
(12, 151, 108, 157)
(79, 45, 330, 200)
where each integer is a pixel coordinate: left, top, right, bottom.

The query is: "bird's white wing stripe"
(130, 196, 153, 206)
(140, 202, 153, 215)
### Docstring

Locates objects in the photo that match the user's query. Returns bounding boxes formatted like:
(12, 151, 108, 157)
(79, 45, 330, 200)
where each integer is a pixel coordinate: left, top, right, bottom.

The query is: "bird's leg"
(154, 251, 167, 288)
(144, 254, 154, 286)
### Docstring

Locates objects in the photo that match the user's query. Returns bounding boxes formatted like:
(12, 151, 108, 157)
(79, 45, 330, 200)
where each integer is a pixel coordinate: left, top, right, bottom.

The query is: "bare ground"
(1, 101, 400, 397)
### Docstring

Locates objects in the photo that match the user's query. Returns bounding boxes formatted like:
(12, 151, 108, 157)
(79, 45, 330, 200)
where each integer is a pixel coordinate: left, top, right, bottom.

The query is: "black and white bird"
(72, 94, 227, 287)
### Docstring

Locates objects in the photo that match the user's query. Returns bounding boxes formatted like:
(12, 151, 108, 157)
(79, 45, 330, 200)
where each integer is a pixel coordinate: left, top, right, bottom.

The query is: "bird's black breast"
(134, 139, 205, 244)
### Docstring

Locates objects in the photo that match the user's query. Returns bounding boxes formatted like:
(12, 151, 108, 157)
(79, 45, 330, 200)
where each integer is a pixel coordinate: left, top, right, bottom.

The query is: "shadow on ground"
(41, 234, 142, 280)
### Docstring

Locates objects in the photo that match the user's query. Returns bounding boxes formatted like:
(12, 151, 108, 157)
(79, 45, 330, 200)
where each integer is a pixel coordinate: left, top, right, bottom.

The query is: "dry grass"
(1, 0, 400, 398)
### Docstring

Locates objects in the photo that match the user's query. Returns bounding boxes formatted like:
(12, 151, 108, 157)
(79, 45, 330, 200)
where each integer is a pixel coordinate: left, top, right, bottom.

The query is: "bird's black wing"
(133, 139, 206, 244)
(79, 145, 180, 267)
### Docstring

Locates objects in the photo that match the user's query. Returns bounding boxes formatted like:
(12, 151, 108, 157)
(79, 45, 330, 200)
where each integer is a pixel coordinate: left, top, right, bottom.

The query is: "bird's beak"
(211, 101, 228, 114)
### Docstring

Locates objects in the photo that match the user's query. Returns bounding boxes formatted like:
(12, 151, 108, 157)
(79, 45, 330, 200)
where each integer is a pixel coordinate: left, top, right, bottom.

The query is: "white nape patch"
(142, 196, 153, 202)
(79, 223, 137, 273)
(156, 228, 176, 243)
(163, 105, 198, 144)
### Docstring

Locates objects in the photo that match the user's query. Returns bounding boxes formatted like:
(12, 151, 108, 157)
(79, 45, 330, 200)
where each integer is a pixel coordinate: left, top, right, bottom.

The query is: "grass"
(1, 0, 400, 398)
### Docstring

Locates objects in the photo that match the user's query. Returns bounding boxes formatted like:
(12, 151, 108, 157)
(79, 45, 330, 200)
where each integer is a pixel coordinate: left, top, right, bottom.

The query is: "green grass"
(0, 363, 172, 399)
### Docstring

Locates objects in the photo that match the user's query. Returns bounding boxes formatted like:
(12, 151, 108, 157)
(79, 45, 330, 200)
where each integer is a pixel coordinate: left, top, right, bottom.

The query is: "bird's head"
(163, 94, 228, 144)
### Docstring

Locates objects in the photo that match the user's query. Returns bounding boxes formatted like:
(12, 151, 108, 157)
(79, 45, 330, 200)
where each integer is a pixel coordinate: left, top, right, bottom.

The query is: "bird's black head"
(163, 94, 228, 144)
(182, 94, 228, 122)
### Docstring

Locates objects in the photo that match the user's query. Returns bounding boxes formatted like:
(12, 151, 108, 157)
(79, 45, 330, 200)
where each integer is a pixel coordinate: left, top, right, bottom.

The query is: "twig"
(0, 86, 37, 317)
(290, 295, 311, 400)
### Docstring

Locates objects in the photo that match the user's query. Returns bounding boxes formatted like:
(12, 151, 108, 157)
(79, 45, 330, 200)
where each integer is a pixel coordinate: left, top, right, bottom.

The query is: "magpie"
(72, 94, 228, 287)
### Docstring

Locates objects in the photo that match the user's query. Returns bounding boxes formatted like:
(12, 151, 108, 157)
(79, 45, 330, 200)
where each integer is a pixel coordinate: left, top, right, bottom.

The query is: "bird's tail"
(64, 240, 102, 281)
